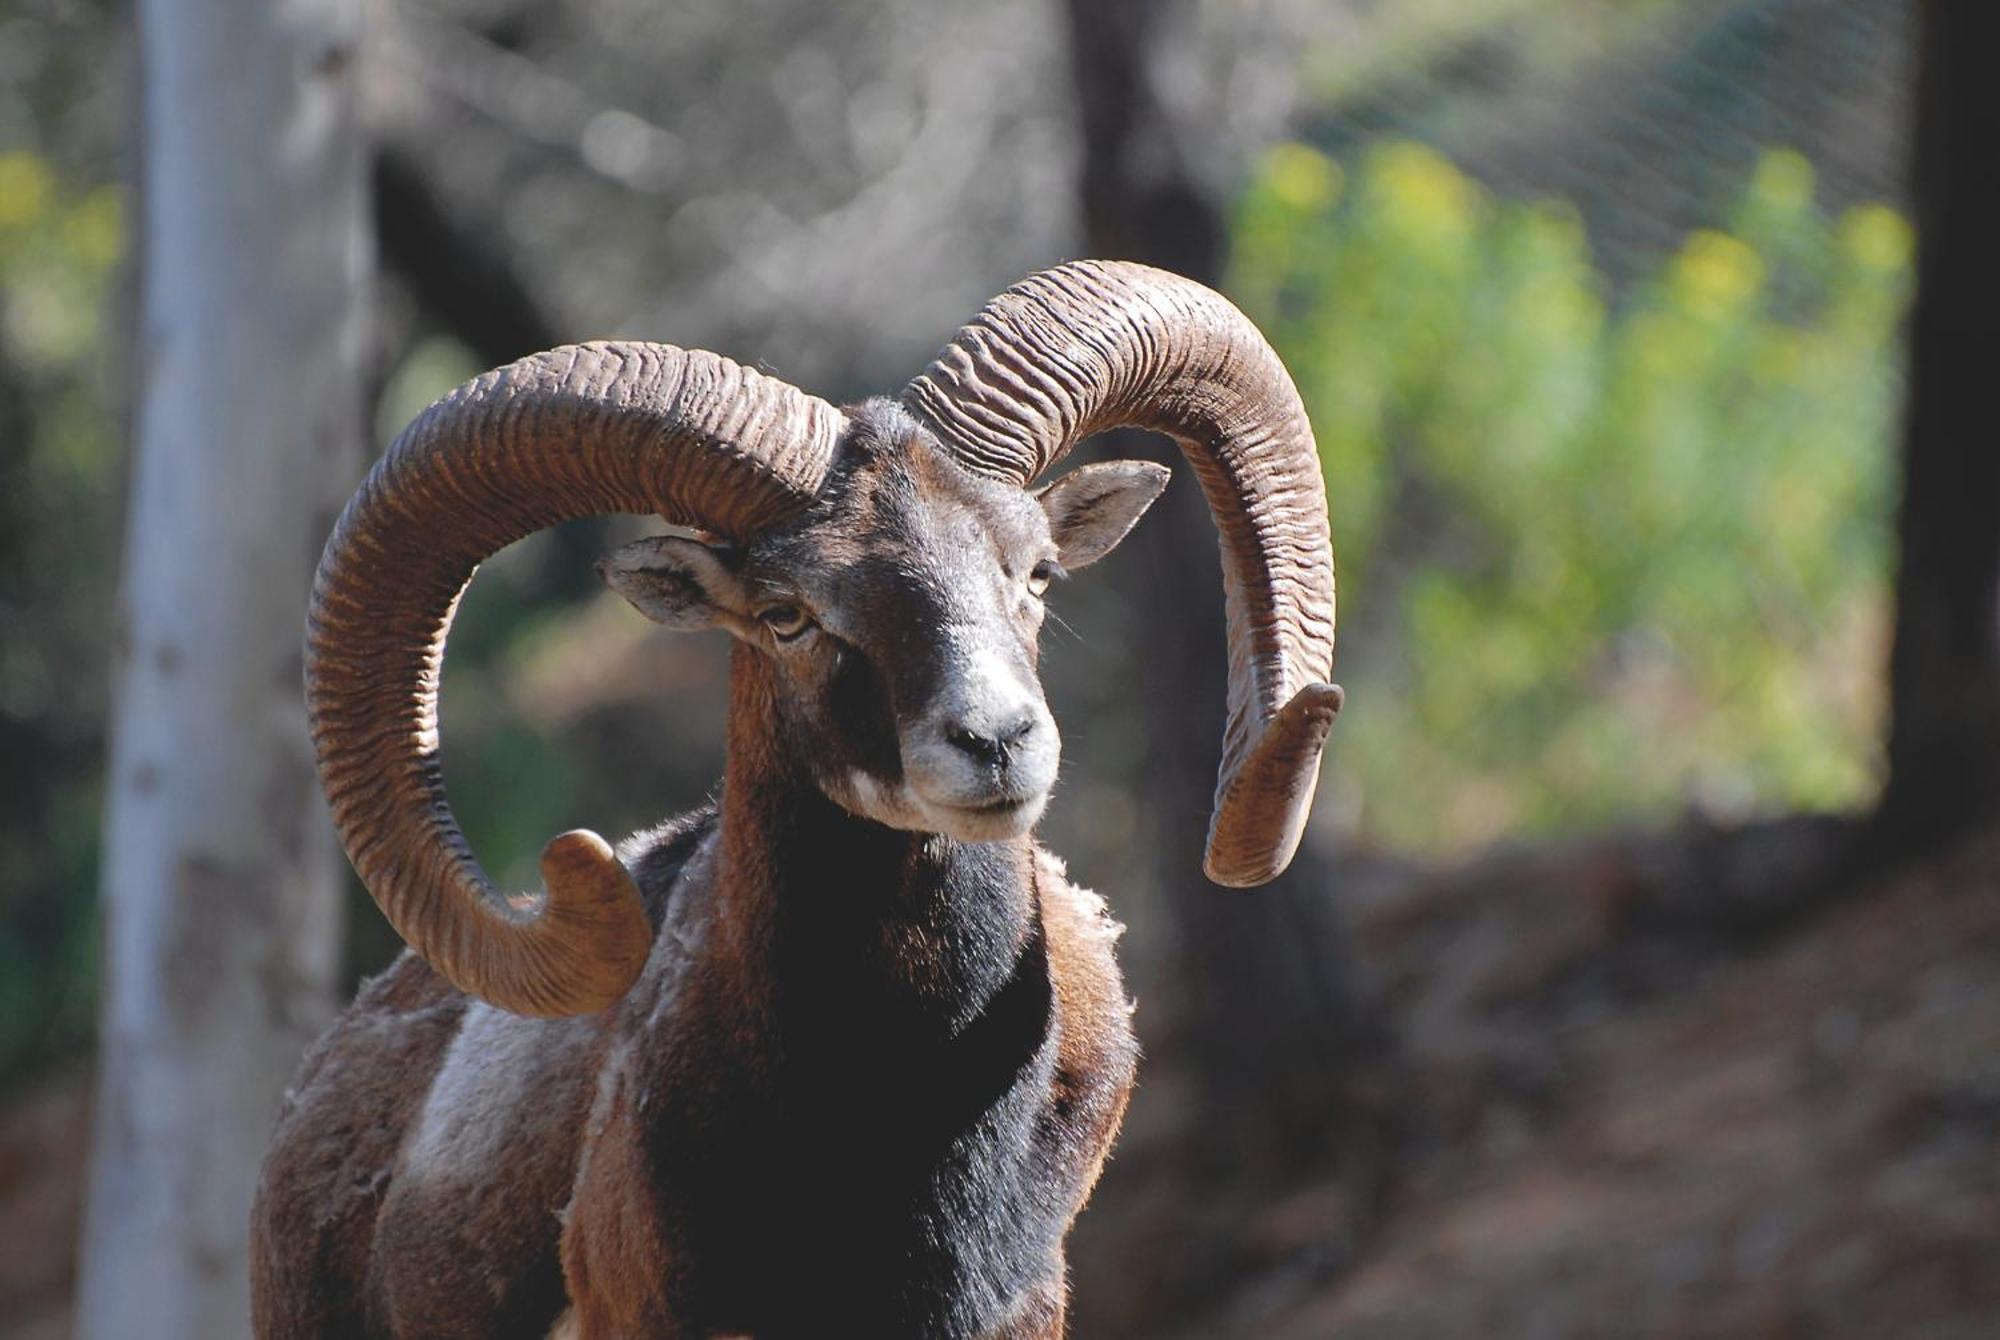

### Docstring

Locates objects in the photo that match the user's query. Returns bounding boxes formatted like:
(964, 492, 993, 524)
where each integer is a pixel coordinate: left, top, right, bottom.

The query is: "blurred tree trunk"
(373, 143, 560, 370)
(1063, 0, 1383, 1176)
(77, 0, 368, 1333)
(1879, 1, 2000, 852)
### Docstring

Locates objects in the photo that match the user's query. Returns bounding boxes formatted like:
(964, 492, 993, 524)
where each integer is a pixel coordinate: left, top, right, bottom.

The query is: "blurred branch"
(383, 1, 684, 193)
(667, 59, 998, 340)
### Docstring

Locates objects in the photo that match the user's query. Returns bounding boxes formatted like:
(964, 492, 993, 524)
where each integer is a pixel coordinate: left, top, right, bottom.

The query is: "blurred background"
(3, 0, 1996, 1335)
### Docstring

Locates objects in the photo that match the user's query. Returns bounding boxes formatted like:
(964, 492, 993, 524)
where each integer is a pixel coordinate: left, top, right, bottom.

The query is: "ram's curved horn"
(309, 342, 844, 1015)
(903, 260, 1340, 886)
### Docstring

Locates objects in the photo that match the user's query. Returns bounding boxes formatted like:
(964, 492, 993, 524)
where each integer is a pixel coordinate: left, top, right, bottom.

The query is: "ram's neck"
(711, 645, 1041, 1048)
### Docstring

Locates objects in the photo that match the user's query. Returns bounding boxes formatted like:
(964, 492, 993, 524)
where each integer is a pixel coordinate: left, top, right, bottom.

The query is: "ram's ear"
(1034, 460, 1172, 571)
(597, 535, 747, 631)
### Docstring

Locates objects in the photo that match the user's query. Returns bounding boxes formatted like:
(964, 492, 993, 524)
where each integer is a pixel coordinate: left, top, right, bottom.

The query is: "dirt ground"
(5, 818, 1996, 1337)
(0, 1066, 86, 1339)
(1074, 817, 2000, 1338)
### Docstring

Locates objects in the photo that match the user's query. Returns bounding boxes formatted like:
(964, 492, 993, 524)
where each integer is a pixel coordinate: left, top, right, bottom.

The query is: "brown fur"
(252, 823, 1134, 1337)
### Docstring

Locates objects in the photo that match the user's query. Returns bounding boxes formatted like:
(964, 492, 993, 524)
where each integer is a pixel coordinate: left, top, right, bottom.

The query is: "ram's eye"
(758, 603, 814, 641)
(1026, 559, 1065, 598)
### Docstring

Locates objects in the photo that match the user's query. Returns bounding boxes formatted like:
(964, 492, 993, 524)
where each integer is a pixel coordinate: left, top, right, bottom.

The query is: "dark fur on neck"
(634, 646, 1060, 1334)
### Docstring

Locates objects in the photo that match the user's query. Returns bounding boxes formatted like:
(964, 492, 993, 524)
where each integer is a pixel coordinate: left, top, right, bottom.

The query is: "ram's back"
(250, 812, 714, 1340)
(251, 948, 474, 1337)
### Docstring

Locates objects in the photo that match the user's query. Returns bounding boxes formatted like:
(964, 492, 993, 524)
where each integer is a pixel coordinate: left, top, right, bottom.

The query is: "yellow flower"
(0, 152, 54, 230)
(1263, 142, 1342, 214)
(1749, 149, 1815, 214)
(1838, 204, 1913, 273)
(66, 188, 124, 271)
(1371, 141, 1480, 248)
(1672, 230, 1764, 314)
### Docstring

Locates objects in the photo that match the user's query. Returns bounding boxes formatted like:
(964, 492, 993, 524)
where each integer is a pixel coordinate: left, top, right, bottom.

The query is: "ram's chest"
(635, 951, 1074, 1335)
(706, 1040, 1069, 1335)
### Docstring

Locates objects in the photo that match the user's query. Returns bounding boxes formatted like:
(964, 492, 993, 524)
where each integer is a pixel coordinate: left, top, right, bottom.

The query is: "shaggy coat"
(251, 651, 1137, 1339)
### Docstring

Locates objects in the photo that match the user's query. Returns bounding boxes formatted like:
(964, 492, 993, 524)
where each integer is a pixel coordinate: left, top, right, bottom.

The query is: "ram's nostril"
(946, 714, 1038, 767)
(947, 726, 1004, 765)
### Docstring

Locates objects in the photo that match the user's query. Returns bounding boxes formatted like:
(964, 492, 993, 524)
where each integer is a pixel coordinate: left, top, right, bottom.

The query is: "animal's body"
(253, 810, 1136, 1337)
(252, 262, 1341, 1338)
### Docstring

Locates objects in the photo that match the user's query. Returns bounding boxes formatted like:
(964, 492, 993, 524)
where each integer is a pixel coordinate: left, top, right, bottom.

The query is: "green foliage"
(0, 149, 125, 1086)
(1232, 142, 1911, 854)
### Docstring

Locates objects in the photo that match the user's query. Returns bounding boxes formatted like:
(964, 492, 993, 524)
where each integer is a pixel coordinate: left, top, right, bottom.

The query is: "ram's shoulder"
(1033, 847, 1133, 1040)
(618, 804, 721, 926)
(1033, 848, 1125, 952)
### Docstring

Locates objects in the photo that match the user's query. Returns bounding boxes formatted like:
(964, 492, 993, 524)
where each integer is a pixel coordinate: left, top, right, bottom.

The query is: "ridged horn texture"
(902, 260, 1341, 887)
(308, 342, 845, 1016)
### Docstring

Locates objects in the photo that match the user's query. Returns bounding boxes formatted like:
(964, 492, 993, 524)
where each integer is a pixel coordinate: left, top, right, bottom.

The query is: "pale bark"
(76, 0, 369, 1334)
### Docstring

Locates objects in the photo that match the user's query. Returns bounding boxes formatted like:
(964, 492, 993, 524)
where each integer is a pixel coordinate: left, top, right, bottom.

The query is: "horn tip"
(534, 828, 652, 1012)
(1300, 681, 1345, 718)
(540, 828, 621, 880)
(1201, 682, 1344, 887)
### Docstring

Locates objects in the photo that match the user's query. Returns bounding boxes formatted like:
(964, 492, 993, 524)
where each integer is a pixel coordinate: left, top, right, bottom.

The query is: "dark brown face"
(599, 399, 1168, 842)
